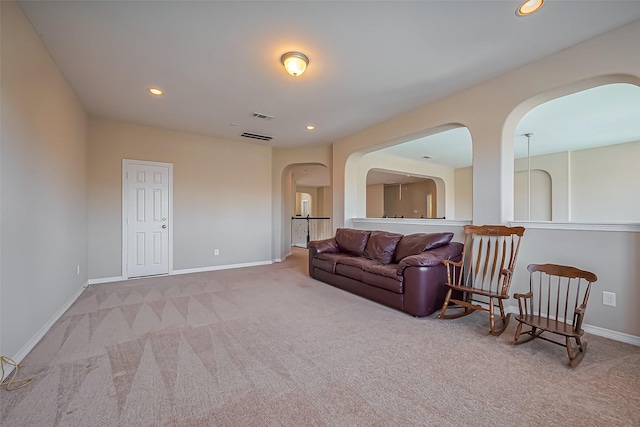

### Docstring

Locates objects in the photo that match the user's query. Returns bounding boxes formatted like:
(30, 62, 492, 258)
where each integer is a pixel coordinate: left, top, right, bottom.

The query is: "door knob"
(162, 225, 167, 229)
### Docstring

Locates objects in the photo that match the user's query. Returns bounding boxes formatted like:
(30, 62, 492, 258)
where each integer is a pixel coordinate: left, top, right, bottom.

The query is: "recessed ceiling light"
(516, 0, 544, 16)
(148, 87, 163, 96)
(306, 125, 315, 130)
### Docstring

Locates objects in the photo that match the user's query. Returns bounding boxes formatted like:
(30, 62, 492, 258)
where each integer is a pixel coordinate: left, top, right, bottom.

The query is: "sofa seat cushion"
(393, 232, 454, 263)
(313, 253, 356, 274)
(335, 264, 364, 281)
(363, 230, 404, 264)
(335, 257, 381, 281)
(337, 256, 381, 269)
(362, 271, 404, 294)
(335, 228, 372, 256)
(362, 263, 401, 280)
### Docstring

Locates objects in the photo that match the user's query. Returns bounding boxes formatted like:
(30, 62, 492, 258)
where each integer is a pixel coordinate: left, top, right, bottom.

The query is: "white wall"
(1, 1, 89, 359)
(88, 118, 273, 279)
(571, 140, 640, 222)
(454, 166, 473, 220)
(512, 141, 640, 222)
(514, 170, 552, 221)
(316, 186, 332, 218)
(352, 219, 468, 246)
(366, 184, 384, 218)
(516, 151, 569, 221)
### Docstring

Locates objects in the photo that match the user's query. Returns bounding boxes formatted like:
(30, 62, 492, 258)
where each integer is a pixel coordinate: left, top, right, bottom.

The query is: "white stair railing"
(291, 216, 332, 248)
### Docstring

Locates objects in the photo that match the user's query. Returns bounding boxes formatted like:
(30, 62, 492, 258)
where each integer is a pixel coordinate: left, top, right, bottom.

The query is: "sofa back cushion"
(364, 230, 404, 264)
(393, 232, 454, 263)
(335, 228, 372, 256)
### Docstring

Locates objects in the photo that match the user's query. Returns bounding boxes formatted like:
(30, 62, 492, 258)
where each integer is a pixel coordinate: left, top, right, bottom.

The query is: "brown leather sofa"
(308, 228, 463, 317)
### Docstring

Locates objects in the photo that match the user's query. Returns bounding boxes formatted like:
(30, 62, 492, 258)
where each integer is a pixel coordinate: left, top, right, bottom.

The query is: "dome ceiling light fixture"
(148, 87, 164, 96)
(281, 52, 309, 77)
(516, 0, 544, 16)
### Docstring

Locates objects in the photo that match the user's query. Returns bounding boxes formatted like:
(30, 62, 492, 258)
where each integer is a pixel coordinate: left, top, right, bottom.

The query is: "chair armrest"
(573, 303, 588, 331)
(442, 259, 463, 285)
(498, 268, 516, 294)
(513, 292, 533, 316)
(442, 259, 463, 268)
(308, 237, 338, 254)
(513, 292, 533, 300)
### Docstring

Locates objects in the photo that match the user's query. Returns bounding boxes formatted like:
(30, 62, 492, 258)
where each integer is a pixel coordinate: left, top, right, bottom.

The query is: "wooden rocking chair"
(438, 225, 525, 336)
(513, 264, 597, 367)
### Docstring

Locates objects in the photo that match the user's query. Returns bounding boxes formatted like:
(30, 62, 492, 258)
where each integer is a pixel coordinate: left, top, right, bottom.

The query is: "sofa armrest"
(308, 237, 339, 254)
(308, 237, 338, 278)
(397, 242, 464, 275)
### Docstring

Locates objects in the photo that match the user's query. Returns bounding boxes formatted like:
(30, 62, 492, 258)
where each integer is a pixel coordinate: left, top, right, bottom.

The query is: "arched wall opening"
(505, 75, 640, 223)
(281, 163, 331, 254)
(345, 125, 472, 223)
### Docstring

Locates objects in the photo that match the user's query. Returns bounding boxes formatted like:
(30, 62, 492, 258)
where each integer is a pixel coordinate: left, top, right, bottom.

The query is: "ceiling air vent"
(251, 112, 274, 120)
(241, 132, 273, 142)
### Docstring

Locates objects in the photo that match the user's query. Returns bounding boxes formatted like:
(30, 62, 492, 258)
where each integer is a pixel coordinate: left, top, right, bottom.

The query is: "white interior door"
(124, 161, 172, 278)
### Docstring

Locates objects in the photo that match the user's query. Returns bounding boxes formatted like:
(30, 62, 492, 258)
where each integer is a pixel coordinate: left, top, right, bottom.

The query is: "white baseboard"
(504, 306, 639, 346)
(87, 276, 125, 285)
(3, 283, 87, 381)
(171, 260, 272, 275)
(582, 324, 640, 346)
(88, 260, 274, 284)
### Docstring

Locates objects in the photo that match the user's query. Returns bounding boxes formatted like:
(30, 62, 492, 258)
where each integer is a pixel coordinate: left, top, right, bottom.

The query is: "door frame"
(122, 159, 174, 279)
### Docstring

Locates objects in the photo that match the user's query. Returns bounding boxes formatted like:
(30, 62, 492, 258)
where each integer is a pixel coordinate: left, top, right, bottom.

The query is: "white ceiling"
(291, 164, 330, 188)
(19, 1, 640, 152)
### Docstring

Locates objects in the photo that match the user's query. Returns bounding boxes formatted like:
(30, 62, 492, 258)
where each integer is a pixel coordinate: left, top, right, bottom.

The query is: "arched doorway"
(282, 163, 331, 252)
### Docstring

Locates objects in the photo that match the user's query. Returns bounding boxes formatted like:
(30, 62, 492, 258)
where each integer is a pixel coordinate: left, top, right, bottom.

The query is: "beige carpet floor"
(2, 248, 639, 426)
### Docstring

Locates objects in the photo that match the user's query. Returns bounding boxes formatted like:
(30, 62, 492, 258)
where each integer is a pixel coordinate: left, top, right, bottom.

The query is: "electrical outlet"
(214, 249, 219, 256)
(77, 265, 80, 275)
(603, 291, 616, 307)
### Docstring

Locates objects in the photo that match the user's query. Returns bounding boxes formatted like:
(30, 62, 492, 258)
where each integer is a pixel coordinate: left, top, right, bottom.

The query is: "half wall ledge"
(509, 221, 640, 233)
(353, 218, 472, 227)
